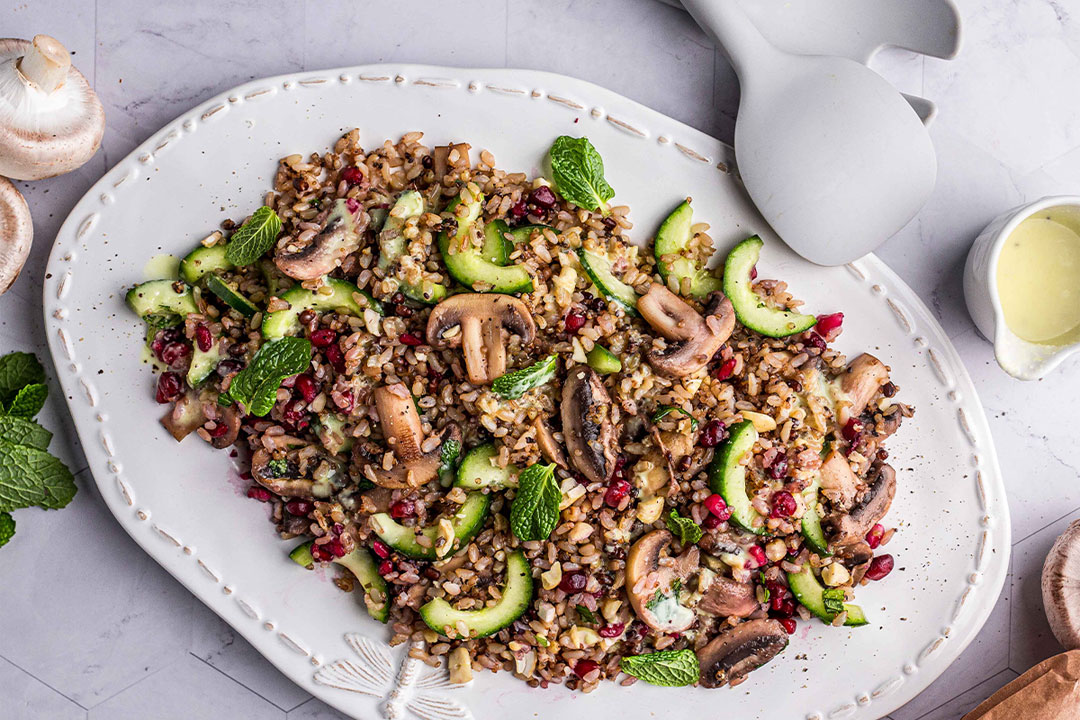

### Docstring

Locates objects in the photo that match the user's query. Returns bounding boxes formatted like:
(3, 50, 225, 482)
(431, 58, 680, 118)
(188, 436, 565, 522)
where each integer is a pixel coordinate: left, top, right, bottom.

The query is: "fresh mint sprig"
(651, 405, 698, 430)
(225, 206, 283, 266)
(547, 136, 615, 216)
(510, 463, 561, 541)
(491, 354, 558, 400)
(619, 649, 699, 687)
(666, 509, 703, 546)
(225, 337, 312, 416)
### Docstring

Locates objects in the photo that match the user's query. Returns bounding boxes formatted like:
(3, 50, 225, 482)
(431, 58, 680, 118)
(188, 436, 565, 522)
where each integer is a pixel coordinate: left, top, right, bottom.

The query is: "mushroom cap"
(425, 293, 536, 385)
(561, 366, 619, 484)
(209, 405, 242, 449)
(819, 449, 861, 511)
(364, 383, 461, 488)
(0, 177, 32, 294)
(0, 37, 105, 180)
(837, 353, 889, 424)
(698, 575, 759, 618)
(638, 284, 735, 378)
(697, 618, 789, 687)
(625, 529, 699, 633)
(275, 200, 367, 280)
(1042, 519, 1080, 650)
(829, 463, 896, 546)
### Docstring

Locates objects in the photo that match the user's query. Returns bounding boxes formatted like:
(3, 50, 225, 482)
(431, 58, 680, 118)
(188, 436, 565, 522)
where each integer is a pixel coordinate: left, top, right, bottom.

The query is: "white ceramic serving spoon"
(681, 0, 937, 266)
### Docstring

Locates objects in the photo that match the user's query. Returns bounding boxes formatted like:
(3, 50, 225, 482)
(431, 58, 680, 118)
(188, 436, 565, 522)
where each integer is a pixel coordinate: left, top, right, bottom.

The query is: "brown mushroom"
(425, 294, 536, 385)
(532, 417, 568, 469)
(431, 143, 470, 181)
(637, 284, 735, 378)
(829, 463, 896, 546)
(819, 449, 861, 511)
(160, 392, 207, 441)
(250, 449, 317, 498)
(836, 540, 874, 568)
(275, 199, 369, 281)
(837, 353, 889, 425)
(1042, 520, 1080, 650)
(361, 383, 461, 489)
(561, 366, 619, 484)
(698, 575, 759, 618)
(209, 406, 241, 449)
(0, 178, 31, 295)
(697, 619, 789, 688)
(625, 529, 699, 633)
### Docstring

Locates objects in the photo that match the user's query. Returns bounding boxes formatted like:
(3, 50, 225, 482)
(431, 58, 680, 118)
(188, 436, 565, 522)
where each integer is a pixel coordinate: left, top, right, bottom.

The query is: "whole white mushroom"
(0, 34, 104, 180)
(0, 178, 32, 293)
(1042, 519, 1080, 650)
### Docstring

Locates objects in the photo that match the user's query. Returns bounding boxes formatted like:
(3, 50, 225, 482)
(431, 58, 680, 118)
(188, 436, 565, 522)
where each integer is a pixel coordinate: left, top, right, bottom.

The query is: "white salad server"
(680, 0, 938, 266)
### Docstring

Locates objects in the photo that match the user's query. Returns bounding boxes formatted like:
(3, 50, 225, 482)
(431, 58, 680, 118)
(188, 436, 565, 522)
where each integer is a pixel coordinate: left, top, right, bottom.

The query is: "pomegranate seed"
(329, 539, 347, 558)
(564, 311, 586, 333)
(699, 419, 728, 448)
(341, 166, 364, 186)
(529, 185, 557, 209)
(598, 623, 625, 638)
(160, 341, 190, 366)
(325, 343, 346, 373)
(372, 540, 391, 559)
(510, 199, 528, 219)
(712, 357, 737, 381)
(378, 560, 394, 576)
(703, 494, 729, 519)
(747, 545, 767, 568)
(778, 599, 796, 617)
(865, 523, 885, 549)
(750, 265, 758, 281)
(805, 332, 827, 352)
(603, 479, 631, 508)
(815, 312, 844, 342)
(311, 544, 331, 562)
(770, 595, 785, 612)
(390, 500, 415, 519)
(286, 500, 313, 516)
(770, 491, 797, 518)
(310, 328, 337, 348)
(246, 486, 272, 502)
(294, 374, 318, 403)
(573, 659, 599, 678)
(865, 554, 895, 581)
(345, 197, 361, 214)
(155, 371, 183, 403)
(282, 398, 309, 432)
(400, 332, 422, 346)
(559, 571, 587, 594)
(333, 523, 344, 535)
(702, 513, 722, 530)
(779, 618, 797, 634)
(766, 455, 789, 480)
(842, 418, 864, 444)
(195, 324, 213, 352)
(207, 422, 230, 438)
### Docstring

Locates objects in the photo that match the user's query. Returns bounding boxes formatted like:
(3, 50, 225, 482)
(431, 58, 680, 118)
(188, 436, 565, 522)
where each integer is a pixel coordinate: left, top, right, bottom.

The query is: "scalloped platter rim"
(42, 64, 1009, 720)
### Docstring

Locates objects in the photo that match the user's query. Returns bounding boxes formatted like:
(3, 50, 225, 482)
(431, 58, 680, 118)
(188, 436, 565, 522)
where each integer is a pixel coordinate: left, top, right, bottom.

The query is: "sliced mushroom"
(697, 619, 789, 688)
(625, 529, 699, 633)
(431, 142, 470, 181)
(836, 353, 889, 425)
(209, 406, 241, 449)
(836, 540, 874, 567)
(561, 367, 619, 484)
(426, 293, 536, 385)
(819, 450, 861, 511)
(160, 392, 207, 441)
(0, 35, 104, 180)
(0, 178, 31, 295)
(532, 417, 568, 469)
(250, 449, 318, 498)
(698, 576, 759, 618)
(361, 383, 461, 489)
(1042, 519, 1080, 650)
(829, 463, 896, 546)
(275, 199, 368, 281)
(637, 284, 735, 378)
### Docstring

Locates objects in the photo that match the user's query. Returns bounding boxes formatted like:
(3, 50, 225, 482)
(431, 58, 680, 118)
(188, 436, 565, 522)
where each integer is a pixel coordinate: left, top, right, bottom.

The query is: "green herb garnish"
(440, 439, 462, 468)
(666, 509, 702, 546)
(651, 405, 698, 430)
(491, 354, 558, 400)
(509, 463, 561, 541)
(619, 649, 699, 687)
(0, 512, 13, 548)
(822, 587, 846, 616)
(576, 605, 598, 624)
(225, 337, 312, 416)
(546, 136, 614, 216)
(267, 459, 289, 476)
(225, 206, 283, 266)
(536, 635, 550, 647)
(0, 352, 44, 407)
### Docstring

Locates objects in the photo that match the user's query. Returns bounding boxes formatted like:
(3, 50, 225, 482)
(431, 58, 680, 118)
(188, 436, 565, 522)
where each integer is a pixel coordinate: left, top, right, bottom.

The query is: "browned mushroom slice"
(637, 284, 735, 378)
(425, 294, 536, 385)
(698, 575, 759, 618)
(625, 529, 699, 633)
(275, 199, 369, 281)
(0, 178, 32, 295)
(532, 417, 568, 469)
(836, 353, 889, 425)
(697, 619, 789, 688)
(361, 383, 461, 489)
(160, 392, 207, 441)
(431, 143, 470, 181)
(250, 449, 319, 499)
(209, 405, 242, 449)
(829, 463, 896, 546)
(819, 450, 861, 511)
(835, 540, 874, 567)
(561, 367, 619, 484)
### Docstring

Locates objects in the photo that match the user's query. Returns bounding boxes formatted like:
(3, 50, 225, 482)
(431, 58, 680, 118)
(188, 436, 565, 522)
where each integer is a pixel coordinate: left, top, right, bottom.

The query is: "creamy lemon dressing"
(996, 208, 1080, 345)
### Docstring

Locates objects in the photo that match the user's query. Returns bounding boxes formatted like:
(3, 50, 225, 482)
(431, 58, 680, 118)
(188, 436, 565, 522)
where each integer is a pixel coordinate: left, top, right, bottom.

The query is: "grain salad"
(125, 130, 912, 691)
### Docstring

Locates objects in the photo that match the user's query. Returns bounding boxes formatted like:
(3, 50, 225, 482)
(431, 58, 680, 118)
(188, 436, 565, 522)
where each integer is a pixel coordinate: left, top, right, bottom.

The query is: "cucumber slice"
(419, 549, 533, 639)
(314, 412, 353, 456)
(180, 244, 233, 284)
(800, 471, 831, 556)
(577, 247, 639, 315)
(438, 192, 532, 294)
(707, 420, 766, 535)
(653, 199, 723, 299)
(187, 342, 224, 386)
(205, 275, 259, 317)
(723, 236, 817, 337)
(334, 546, 390, 623)
(787, 564, 868, 627)
(455, 444, 518, 489)
(506, 224, 552, 245)
(371, 491, 491, 560)
(377, 190, 426, 271)
(289, 541, 315, 567)
(126, 280, 198, 325)
(262, 278, 383, 338)
(586, 344, 622, 375)
(482, 220, 514, 265)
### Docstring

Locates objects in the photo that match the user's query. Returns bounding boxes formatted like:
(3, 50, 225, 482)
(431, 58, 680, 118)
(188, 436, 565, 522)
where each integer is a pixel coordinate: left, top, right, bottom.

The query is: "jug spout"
(994, 328, 1080, 381)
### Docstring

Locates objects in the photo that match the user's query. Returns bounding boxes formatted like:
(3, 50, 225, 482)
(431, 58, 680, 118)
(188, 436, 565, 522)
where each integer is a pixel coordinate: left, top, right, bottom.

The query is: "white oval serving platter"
(43, 65, 1008, 720)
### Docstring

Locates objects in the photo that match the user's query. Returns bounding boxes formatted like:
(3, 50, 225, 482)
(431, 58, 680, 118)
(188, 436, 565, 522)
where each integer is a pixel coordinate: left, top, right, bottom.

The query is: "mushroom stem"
(16, 35, 70, 93)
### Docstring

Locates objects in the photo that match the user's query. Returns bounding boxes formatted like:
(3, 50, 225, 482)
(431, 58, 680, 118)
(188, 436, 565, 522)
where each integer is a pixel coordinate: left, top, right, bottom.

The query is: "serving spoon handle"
(680, 0, 779, 77)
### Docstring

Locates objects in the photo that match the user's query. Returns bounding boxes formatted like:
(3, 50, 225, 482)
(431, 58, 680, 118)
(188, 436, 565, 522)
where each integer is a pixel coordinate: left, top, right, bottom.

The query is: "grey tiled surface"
(2, 1, 1080, 718)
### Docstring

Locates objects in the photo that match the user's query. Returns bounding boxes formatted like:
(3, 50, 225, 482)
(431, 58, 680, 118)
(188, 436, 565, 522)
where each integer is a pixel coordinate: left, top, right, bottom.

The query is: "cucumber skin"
(438, 194, 532, 294)
(707, 420, 766, 536)
(371, 492, 491, 560)
(586, 345, 622, 375)
(576, 247, 639, 316)
(722, 236, 817, 337)
(455, 444, 517, 489)
(205, 275, 259, 317)
(261, 279, 382, 338)
(334, 546, 390, 623)
(786, 565, 868, 627)
(653, 200, 723, 299)
(180, 244, 233, 284)
(419, 550, 533, 639)
(126, 279, 198, 322)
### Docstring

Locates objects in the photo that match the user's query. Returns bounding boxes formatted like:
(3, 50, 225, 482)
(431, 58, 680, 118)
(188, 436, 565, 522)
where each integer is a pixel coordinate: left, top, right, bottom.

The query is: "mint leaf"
(227, 338, 312, 416)
(619, 649, 699, 687)
(440, 439, 461, 469)
(666, 509, 702, 546)
(225, 207, 283, 266)
(491, 354, 558, 400)
(0, 416, 52, 450)
(547, 136, 614, 215)
(510, 463, 561, 541)
(822, 587, 846, 616)
(6, 383, 47, 418)
(0, 439, 76, 511)
(0, 511, 13, 548)
(651, 405, 698, 430)
(0, 352, 44, 405)
(576, 605, 598, 624)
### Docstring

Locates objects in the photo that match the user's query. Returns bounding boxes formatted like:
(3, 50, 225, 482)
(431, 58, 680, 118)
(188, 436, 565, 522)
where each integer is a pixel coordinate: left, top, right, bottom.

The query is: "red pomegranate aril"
(842, 417, 864, 444)
(509, 199, 528, 219)
(345, 197, 361, 214)
(372, 540, 391, 559)
(207, 422, 230, 438)
(160, 341, 190, 366)
(770, 595, 785, 612)
(747, 545, 767, 568)
(286, 500, 313, 516)
(778, 599, 796, 617)
(598, 623, 625, 638)
(311, 544, 330, 562)
(341, 166, 364, 186)
(310, 328, 337, 348)
(329, 539, 347, 558)
(294, 374, 318, 403)
(378, 560, 394, 576)
(770, 491, 797, 518)
(703, 493, 730, 519)
(155, 371, 183, 403)
(325, 343, 346, 373)
(246, 486, 272, 502)
(195, 324, 213, 352)
(712, 357, 737, 381)
(603, 479, 631, 508)
(865, 523, 885, 549)
(699, 419, 728, 448)
(701, 513, 722, 530)
(400, 332, 423, 347)
(815, 312, 844, 341)
(779, 618, 797, 634)
(865, 554, 895, 581)
(564, 311, 586, 333)
(333, 523, 344, 536)
(559, 571, 588, 594)
(573, 659, 599, 678)
(529, 185, 557, 209)
(805, 332, 827, 352)
(389, 500, 416, 519)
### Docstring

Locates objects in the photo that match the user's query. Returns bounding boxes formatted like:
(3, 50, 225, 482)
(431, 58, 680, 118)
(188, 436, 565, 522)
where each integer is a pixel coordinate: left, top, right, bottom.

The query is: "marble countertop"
(2, 1, 1079, 718)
